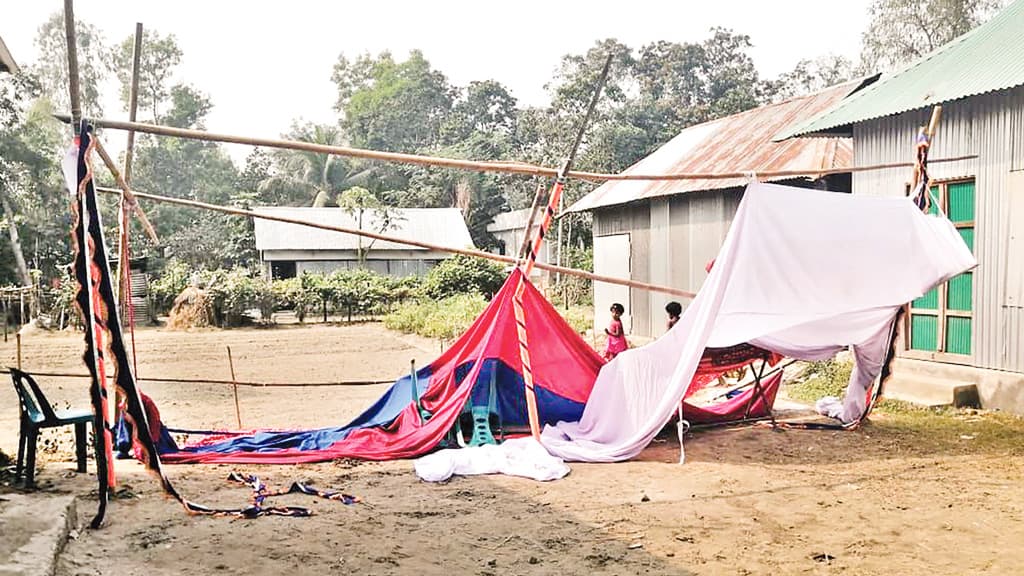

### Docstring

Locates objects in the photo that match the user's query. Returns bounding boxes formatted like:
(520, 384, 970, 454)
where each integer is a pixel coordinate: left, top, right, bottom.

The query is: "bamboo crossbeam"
(55, 115, 976, 183)
(94, 185, 698, 299)
(92, 138, 159, 242)
(0, 368, 393, 388)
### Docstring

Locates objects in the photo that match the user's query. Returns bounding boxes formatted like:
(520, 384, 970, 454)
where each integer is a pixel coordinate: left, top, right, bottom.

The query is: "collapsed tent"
(151, 278, 782, 464)
(541, 181, 977, 462)
(159, 269, 603, 464)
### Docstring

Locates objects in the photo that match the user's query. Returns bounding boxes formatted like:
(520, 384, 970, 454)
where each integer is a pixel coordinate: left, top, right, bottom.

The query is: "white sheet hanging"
(541, 182, 976, 463)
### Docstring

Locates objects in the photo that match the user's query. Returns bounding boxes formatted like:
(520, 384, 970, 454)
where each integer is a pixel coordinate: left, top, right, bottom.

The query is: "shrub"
(787, 359, 853, 404)
(420, 254, 505, 300)
(384, 293, 488, 340)
(206, 267, 273, 326)
(150, 258, 193, 313)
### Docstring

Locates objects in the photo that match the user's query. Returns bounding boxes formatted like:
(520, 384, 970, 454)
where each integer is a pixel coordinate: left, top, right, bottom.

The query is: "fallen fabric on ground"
(414, 437, 570, 482)
(541, 181, 976, 463)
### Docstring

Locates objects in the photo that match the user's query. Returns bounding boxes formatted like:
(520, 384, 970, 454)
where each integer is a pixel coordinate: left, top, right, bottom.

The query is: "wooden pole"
(226, 346, 241, 429)
(516, 182, 546, 263)
(124, 23, 143, 185)
(94, 185, 698, 299)
(63, 0, 82, 136)
(92, 138, 159, 242)
(16, 333, 21, 370)
(55, 115, 976, 184)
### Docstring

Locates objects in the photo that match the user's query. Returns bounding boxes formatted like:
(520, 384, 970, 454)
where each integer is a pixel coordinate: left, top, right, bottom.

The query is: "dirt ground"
(1, 323, 1022, 576)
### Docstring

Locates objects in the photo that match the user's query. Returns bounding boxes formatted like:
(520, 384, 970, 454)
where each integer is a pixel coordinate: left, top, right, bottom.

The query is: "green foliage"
(554, 245, 594, 307)
(149, 258, 192, 312)
(859, 0, 1001, 73)
(384, 292, 487, 340)
(787, 359, 854, 404)
(113, 29, 183, 120)
(32, 11, 112, 116)
(420, 255, 505, 300)
(206, 267, 272, 326)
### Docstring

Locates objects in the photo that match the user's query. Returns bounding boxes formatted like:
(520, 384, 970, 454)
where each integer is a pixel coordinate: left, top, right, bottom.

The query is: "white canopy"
(542, 181, 977, 462)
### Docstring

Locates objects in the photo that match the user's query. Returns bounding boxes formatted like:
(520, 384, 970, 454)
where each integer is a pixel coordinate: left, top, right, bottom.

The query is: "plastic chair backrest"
(9, 368, 58, 424)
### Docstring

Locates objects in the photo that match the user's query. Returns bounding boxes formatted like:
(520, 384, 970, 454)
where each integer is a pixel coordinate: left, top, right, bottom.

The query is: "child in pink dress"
(604, 303, 629, 360)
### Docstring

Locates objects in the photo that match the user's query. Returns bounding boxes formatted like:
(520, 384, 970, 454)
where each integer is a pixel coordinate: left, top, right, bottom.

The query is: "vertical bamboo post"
(226, 346, 242, 429)
(63, 0, 82, 135)
(16, 333, 22, 370)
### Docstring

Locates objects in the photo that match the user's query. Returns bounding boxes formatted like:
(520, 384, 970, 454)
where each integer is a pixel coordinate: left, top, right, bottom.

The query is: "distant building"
(0, 35, 19, 74)
(782, 0, 1024, 413)
(486, 207, 551, 283)
(567, 80, 863, 338)
(253, 207, 475, 279)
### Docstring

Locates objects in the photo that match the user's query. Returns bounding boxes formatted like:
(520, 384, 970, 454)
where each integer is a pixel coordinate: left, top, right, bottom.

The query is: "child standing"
(604, 303, 629, 360)
(665, 301, 682, 330)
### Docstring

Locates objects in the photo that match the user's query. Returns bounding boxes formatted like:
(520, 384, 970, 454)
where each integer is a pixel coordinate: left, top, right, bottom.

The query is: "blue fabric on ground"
(182, 365, 433, 454)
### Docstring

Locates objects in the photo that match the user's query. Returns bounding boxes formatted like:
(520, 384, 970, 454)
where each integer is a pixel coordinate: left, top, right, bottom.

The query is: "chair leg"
(24, 426, 39, 489)
(75, 422, 88, 473)
(15, 420, 26, 482)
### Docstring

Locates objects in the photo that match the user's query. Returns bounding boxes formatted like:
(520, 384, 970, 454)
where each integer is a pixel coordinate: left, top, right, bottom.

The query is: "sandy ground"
(1, 323, 1022, 576)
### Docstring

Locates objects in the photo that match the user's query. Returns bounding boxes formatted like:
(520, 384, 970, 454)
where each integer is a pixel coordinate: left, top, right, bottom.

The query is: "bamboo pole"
(63, 0, 82, 136)
(94, 186, 699, 298)
(516, 182, 546, 263)
(0, 368, 393, 388)
(55, 115, 976, 184)
(226, 346, 241, 429)
(92, 138, 159, 242)
(123, 23, 143, 185)
(16, 333, 21, 370)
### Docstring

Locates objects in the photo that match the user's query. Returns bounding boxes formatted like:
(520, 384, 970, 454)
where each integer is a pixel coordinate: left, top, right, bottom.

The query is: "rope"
(0, 368, 393, 388)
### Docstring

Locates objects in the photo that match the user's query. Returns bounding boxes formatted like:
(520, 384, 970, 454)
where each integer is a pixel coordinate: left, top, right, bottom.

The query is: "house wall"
(852, 86, 1024, 375)
(260, 249, 448, 278)
(592, 189, 741, 338)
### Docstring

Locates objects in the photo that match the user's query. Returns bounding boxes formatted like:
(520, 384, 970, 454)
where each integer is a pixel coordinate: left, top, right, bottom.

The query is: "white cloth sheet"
(414, 437, 570, 482)
(541, 182, 977, 462)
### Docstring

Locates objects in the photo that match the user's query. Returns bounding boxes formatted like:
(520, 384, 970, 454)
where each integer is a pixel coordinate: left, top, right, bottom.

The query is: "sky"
(3, 0, 872, 165)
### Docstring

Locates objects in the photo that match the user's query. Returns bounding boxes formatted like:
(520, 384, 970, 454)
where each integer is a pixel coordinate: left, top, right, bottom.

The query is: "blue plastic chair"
(9, 368, 92, 488)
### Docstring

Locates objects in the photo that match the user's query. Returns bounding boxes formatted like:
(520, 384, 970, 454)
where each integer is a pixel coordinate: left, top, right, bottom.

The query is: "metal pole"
(226, 346, 242, 429)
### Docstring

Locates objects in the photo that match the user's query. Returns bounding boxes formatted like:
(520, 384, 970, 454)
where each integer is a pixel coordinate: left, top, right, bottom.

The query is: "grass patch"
(866, 400, 1024, 455)
(786, 359, 853, 403)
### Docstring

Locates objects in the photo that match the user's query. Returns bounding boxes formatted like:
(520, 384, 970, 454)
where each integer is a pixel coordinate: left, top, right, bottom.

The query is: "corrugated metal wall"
(852, 86, 1024, 373)
(593, 190, 741, 338)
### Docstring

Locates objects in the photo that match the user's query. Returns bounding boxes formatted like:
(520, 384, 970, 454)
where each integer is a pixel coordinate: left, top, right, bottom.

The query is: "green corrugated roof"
(777, 0, 1024, 140)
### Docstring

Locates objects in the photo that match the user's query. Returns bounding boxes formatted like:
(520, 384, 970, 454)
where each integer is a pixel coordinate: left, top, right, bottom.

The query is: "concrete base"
(886, 358, 1024, 414)
(0, 493, 76, 576)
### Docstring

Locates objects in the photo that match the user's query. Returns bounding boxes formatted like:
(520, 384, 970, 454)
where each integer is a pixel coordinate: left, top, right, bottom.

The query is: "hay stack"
(166, 286, 214, 330)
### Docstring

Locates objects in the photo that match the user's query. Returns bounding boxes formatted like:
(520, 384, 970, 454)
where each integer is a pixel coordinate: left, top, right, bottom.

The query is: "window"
(271, 261, 296, 280)
(907, 179, 975, 357)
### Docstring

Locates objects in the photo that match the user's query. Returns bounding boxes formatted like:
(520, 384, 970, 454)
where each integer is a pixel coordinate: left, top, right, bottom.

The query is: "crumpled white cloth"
(541, 182, 977, 463)
(414, 437, 570, 482)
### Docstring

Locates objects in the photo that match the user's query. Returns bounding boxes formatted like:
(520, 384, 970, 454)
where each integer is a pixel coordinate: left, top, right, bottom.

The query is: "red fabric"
(162, 269, 604, 464)
(131, 393, 163, 460)
(679, 371, 782, 425)
(685, 344, 782, 398)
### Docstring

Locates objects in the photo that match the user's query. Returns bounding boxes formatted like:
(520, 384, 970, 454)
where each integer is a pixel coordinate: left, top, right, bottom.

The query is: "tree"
(0, 72, 66, 287)
(114, 29, 183, 120)
(333, 50, 455, 153)
(336, 186, 401, 265)
(859, 0, 1002, 72)
(768, 55, 855, 102)
(258, 122, 365, 206)
(32, 11, 112, 116)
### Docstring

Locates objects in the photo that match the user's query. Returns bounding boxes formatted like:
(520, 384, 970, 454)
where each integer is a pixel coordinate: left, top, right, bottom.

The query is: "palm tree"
(257, 123, 371, 206)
